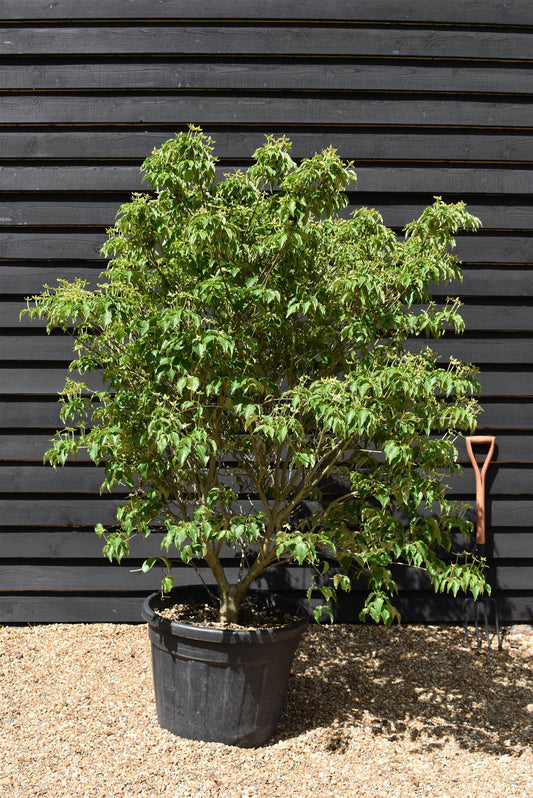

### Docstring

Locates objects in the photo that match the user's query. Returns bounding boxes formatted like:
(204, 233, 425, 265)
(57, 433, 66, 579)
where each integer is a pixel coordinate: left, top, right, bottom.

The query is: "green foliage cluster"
(23, 126, 488, 624)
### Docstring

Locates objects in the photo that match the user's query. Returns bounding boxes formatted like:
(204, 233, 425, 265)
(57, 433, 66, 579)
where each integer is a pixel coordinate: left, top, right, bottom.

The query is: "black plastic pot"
(141, 587, 308, 747)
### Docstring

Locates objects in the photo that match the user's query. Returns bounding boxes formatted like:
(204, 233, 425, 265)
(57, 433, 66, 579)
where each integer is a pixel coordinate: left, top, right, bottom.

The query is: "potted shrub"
(24, 127, 489, 746)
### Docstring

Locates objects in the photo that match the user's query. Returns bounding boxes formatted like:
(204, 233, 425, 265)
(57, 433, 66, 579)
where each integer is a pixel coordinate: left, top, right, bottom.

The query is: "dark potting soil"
(156, 602, 299, 631)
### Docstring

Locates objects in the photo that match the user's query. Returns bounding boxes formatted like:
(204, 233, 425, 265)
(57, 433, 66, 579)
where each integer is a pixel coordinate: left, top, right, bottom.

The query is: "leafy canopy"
(24, 126, 487, 625)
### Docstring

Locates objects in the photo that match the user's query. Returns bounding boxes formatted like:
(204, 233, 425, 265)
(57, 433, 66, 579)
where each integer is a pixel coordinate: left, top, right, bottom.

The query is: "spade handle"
(465, 436, 495, 546)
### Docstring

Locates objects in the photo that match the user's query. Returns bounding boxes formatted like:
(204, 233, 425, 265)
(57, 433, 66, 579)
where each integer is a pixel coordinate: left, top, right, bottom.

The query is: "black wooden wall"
(0, 1, 532, 622)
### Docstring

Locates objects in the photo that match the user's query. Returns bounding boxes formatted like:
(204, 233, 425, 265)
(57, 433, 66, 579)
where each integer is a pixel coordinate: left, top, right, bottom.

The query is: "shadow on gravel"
(274, 625, 533, 755)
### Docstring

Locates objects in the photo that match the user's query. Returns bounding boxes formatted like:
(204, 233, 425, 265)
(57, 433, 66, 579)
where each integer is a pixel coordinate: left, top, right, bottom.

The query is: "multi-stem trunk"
(218, 582, 248, 625)
(204, 538, 274, 625)
(203, 543, 254, 624)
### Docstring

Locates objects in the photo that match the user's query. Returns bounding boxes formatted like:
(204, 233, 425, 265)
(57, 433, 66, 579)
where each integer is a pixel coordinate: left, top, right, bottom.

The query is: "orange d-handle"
(465, 436, 495, 546)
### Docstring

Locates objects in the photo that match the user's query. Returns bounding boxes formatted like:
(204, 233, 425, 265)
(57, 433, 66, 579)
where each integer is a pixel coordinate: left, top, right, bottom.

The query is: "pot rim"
(141, 588, 309, 644)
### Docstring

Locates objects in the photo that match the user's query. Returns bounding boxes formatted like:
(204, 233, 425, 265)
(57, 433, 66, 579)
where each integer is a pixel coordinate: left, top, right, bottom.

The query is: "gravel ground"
(0, 620, 531, 798)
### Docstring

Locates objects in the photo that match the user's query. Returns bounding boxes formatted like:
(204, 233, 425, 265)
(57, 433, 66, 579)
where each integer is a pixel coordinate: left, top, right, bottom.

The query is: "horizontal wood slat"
(408, 339, 533, 365)
(475, 403, 533, 430)
(3, 433, 533, 465)
(0, 530, 164, 558)
(1, 266, 101, 295)
(6, 267, 533, 301)
(435, 270, 533, 298)
(5, 335, 533, 364)
(0, 528, 530, 562)
(0, 233, 106, 260)
(477, 374, 533, 399)
(9, 362, 533, 398)
(0, 561, 529, 593)
(0, 563, 315, 591)
(0, 232, 530, 263)
(5, 268, 533, 301)
(0, 402, 74, 428)
(0, 591, 530, 625)
(371, 205, 533, 231)
(338, 593, 533, 624)
(7, 303, 533, 333)
(0, 337, 77, 360)
(455, 435, 533, 464)
(0, 595, 151, 623)
(0, 369, 100, 394)
(0, 132, 530, 164)
(0, 499, 123, 526)
(0, 497, 333, 525)
(3, 335, 533, 365)
(0, 563, 224, 591)
(1, 165, 531, 195)
(492, 532, 533, 558)
(1, 26, 532, 60)
(0, 96, 531, 127)
(3, 1, 533, 26)
(2, 432, 533, 465)
(2, 62, 533, 95)
(1, 398, 532, 434)
(1, 203, 533, 231)
(0, 434, 82, 460)
(1, 464, 533, 496)
(453, 306, 533, 332)
(0, 466, 111, 493)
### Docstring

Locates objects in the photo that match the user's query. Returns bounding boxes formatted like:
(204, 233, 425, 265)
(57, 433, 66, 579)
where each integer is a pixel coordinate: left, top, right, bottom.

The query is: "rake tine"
(463, 597, 503, 650)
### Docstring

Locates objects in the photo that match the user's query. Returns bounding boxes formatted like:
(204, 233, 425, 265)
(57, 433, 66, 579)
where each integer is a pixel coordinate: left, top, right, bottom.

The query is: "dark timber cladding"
(0, 1, 532, 623)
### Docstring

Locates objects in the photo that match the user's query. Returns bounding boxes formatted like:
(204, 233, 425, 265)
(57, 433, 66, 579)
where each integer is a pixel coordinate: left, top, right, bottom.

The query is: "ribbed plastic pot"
(141, 587, 308, 747)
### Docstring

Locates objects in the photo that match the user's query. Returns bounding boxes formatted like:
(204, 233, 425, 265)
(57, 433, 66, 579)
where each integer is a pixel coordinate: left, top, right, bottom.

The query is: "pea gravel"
(1, 621, 531, 797)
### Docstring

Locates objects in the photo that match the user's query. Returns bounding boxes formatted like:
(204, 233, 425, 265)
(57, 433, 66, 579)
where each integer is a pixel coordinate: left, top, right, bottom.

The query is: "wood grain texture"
(0, 562, 312, 591)
(0, 527, 528, 562)
(1, 165, 532, 195)
(0, 433, 90, 460)
(2, 463, 533, 496)
(0, 560, 529, 593)
(0, 265, 101, 294)
(3, 1, 533, 25)
(2, 1, 532, 25)
(0, 401, 66, 428)
(0, 369, 101, 394)
(0, 232, 529, 263)
(0, 498, 124, 526)
(0, 591, 530, 624)
(1, 26, 532, 59)
(0, 595, 150, 623)
(2, 62, 532, 94)
(0, 465, 111, 493)
(433, 270, 533, 299)
(475, 403, 533, 429)
(0, 96, 531, 128)
(0, 202, 532, 231)
(478, 372, 533, 399)
(0, 132, 530, 163)
(12, 303, 533, 334)
(3, 432, 533, 465)
(6, 334, 533, 365)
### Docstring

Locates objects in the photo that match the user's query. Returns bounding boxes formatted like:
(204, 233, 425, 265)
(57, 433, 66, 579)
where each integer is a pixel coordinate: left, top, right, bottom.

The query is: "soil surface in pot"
(156, 602, 300, 631)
